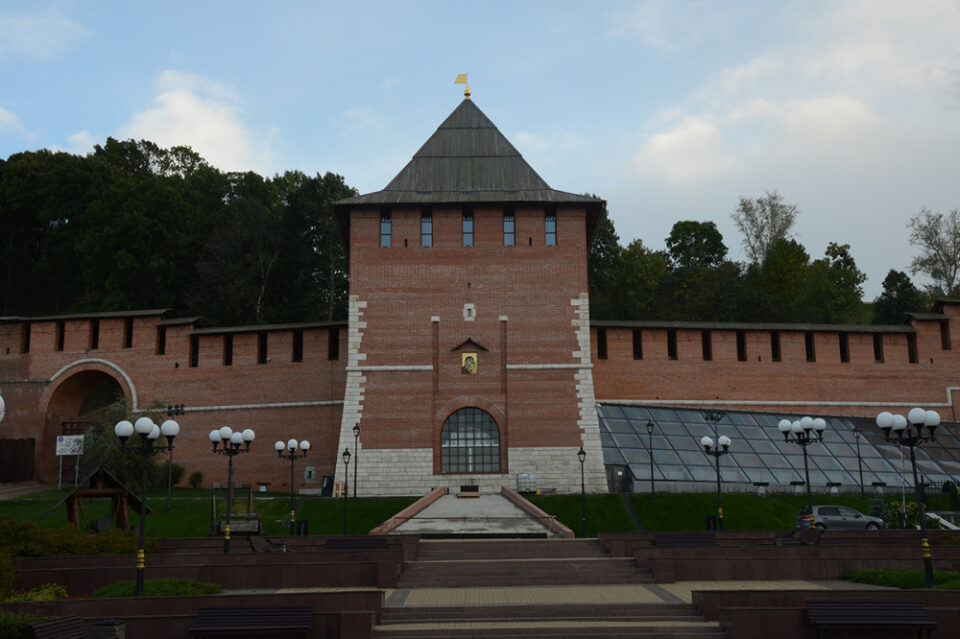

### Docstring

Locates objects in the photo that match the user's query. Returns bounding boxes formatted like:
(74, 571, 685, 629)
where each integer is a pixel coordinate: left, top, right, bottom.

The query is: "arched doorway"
(38, 370, 125, 483)
(440, 407, 500, 473)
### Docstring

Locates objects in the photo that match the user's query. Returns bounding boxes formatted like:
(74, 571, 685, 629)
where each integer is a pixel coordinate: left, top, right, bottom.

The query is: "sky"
(2, 1, 959, 299)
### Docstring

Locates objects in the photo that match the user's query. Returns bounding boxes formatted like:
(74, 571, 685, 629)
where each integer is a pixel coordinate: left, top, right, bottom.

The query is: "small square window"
(380, 209, 392, 248)
(545, 209, 557, 246)
(463, 209, 474, 247)
(421, 209, 432, 247)
(503, 208, 515, 247)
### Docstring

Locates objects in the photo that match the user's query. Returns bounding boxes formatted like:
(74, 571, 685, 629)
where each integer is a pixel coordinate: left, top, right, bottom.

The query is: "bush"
(3, 583, 69, 602)
(844, 568, 960, 589)
(950, 484, 960, 511)
(0, 516, 155, 558)
(0, 610, 49, 638)
(0, 555, 14, 598)
(93, 577, 221, 598)
(188, 471, 203, 489)
(170, 463, 185, 486)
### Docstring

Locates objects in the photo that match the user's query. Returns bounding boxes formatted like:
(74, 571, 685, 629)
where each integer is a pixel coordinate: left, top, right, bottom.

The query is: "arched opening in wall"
(38, 371, 126, 483)
(440, 407, 500, 473)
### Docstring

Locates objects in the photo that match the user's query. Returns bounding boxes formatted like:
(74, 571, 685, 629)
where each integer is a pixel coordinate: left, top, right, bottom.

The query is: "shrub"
(170, 463, 185, 486)
(93, 578, 221, 598)
(0, 610, 49, 638)
(3, 583, 69, 602)
(188, 471, 203, 489)
(844, 568, 960, 589)
(950, 484, 960, 511)
(0, 516, 155, 558)
(0, 555, 14, 598)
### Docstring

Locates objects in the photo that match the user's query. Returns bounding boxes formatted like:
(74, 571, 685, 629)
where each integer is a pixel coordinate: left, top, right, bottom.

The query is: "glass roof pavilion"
(599, 404, 960, 492)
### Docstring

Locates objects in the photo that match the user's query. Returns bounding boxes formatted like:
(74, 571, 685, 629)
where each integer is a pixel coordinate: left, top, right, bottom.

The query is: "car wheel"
(815, 523, 826, 530)
(866, 522, 880, 531)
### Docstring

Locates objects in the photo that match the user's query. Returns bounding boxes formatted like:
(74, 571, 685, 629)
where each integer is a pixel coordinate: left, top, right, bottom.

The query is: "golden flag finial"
(454, 73, 471, 99)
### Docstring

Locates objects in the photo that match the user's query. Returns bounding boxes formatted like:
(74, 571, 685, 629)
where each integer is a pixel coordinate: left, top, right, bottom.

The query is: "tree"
(873, 270, 927, 324)
(907, 207, 960, 297)
(665, 220, 728, 269)
(587, 213, 623, 319)
(731, 191, 798, 265)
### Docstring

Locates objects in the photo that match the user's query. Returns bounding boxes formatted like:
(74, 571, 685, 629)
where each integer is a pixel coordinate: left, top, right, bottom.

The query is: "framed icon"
(461, 352, 478, 375)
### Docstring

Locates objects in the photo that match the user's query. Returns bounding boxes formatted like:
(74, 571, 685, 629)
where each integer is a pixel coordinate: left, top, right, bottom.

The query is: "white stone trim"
(571, 293, 606, 491)
(48, 358, 140, 410)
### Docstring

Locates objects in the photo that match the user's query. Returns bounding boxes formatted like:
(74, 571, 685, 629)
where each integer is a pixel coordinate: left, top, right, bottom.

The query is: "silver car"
(795, 505, 884, 530)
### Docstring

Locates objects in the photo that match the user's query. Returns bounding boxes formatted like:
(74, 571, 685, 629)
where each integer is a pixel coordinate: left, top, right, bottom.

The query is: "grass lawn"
(0, 487, 953, 538)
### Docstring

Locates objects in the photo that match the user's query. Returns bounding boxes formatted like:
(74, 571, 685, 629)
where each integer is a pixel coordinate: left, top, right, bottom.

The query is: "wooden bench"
(29, 616, 87, 639)
(189, 606, 313, 638)
(774, 527, 823, 546)
(653, 532, 717, 547)
(807, 598, 937, 639)
(248, 536, 286, 552)
(324, 536, 389, 552)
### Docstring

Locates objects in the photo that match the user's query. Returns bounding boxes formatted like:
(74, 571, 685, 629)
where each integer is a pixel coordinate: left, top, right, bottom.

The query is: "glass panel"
(720, 467, 748, 482)
(743, 468, 776, 483)
(604, 448, 625, 464)
(613, 433, 644, 449)
(440, 407, 499, 473)
(688, 466, 717, 481)
(865, 457, 896, 472)
(599, 405, 625, 419)
(772, 468, 803, 482)
(830, 442, 856, 457)
(657, 421, 689, 436)
(660, 465, 692, 481)
(748, 440, 779, 454)
(734, 452, 764, 467)
(648, 407, 677, 422)
(676, 450, 710, 465)
(809, 456, 843, 471)
(729, 413, 758, 426)
(605, 419, 634, 434)
(759, 454, 794, 469)
(736, 426, 769, 440)
(671, 437, 703, 451)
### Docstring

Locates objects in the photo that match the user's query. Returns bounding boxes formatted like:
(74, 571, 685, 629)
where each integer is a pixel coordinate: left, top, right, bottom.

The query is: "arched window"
(441, 407, 500, 473)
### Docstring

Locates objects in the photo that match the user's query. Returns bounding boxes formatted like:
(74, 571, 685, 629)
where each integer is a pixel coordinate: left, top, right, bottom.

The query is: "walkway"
(390, 494, 553, 537)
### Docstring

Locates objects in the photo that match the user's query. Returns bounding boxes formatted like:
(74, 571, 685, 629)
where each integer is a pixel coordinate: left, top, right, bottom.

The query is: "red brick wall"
(347, 204, 591, 475)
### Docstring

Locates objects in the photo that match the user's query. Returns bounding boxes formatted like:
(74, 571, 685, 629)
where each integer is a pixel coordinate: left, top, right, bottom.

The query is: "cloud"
(118, 71, 274, 173)
(611, 0, 719, 52)
(0, 8, 87, 61)
(634, 116, 737, 184)
(0, 105, 22, 131)
(65, 130, 98, 155)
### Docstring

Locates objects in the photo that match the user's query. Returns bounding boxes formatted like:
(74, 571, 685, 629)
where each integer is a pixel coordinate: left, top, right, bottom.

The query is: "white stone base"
(317, 446, 608, 497)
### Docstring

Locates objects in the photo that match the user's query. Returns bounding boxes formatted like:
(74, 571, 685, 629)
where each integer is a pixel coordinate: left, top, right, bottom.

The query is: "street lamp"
(165, 404, 185, 511)
(778, 416, 826, 525)
(877, 408, 940, 588)
(703, 409, 725, 438)
(577, 446, 587, 537)
(645, 420, 656, 499)
(342, 448, 351, 534)
(275, 438, 310, 535)
(209, 426, 255, 552)
(701, 435, 731, 530)
(352, 423, 360, 501)
(853, 427, 864, 498)
(0, 392, 5, 423)
(114, 416, 179, 595)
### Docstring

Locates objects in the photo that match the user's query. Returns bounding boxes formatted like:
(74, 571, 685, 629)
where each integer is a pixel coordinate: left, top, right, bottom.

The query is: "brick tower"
(333, 93, 607, 495)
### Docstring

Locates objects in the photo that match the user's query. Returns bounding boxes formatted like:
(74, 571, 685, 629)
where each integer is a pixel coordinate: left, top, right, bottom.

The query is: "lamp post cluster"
(165, 403, 185, 511)
(701, 434, 732, 530)
(645, 420, 655, 499)
(777, 416, 826, 523)
(209, 426, 255, 552)
(275, 438, 310, 535)
(114, 416, 180, 595)
(876, 408, 940, 588)
(352, 423, 360, 500)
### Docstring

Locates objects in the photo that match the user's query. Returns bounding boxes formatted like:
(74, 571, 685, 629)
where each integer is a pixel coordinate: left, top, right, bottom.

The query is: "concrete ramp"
(390, 493, 561, 538)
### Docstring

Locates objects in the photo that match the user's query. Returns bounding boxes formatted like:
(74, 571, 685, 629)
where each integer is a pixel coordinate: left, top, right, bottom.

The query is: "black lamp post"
(877, 409, 940, 588)
(645, 420, 655, 499)
(701, 434, 731, 530)
(703, 410, 725, 438)
(165, 404, 185, 511)
(209, 426, 255, 552)
(342, 448, 351, 534)
(778, 416, 826, 526)
(853, 428, 865, 498)
(577, 446, 587, 537)
(114, 416, 179, 595)
(275, 438, 310, 535)
(352, 423, 360, 501)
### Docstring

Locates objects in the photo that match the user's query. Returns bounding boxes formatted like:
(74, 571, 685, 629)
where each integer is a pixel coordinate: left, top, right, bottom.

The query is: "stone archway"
(37, 369, 126, 483)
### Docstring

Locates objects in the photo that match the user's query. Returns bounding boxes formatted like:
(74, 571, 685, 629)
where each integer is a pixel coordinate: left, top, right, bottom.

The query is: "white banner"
(56, 435, 84, 456)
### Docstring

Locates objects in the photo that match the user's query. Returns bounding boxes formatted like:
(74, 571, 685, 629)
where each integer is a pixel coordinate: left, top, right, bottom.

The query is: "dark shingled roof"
(335, 98, 605, 239)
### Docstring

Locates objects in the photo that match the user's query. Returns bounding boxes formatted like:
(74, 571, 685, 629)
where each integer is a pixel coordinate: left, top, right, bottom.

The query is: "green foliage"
(0, 142, 356, 324)
(188, 471, 204, 489)
(0, 610, 50, 638)
(93, 577, 221, 598)
(0, 555, 13, 598)
(0, 516, 154, 558)
(527, 494, 634, 537)
(868, 494, 891, 522)
(666, 220, 728, 269)
(731, 190, 799, 265)
(908, 206, 960, 296)
(873, 270, 928, 324)
(844, 568, 960, 589)
(950, 484, 960, 511)
(3, 583, 69, 602)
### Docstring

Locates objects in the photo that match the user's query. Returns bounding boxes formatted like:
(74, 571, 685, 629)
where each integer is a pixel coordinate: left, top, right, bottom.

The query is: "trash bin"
(91, 619, 125, 639)
(321, 475, 334, 497)
(705, 515, 717, 531)
(297, 520, 309, 536)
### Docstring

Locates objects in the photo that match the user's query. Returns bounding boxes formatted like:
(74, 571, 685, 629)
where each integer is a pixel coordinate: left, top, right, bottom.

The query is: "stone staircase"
(375, 538, 728, 638)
